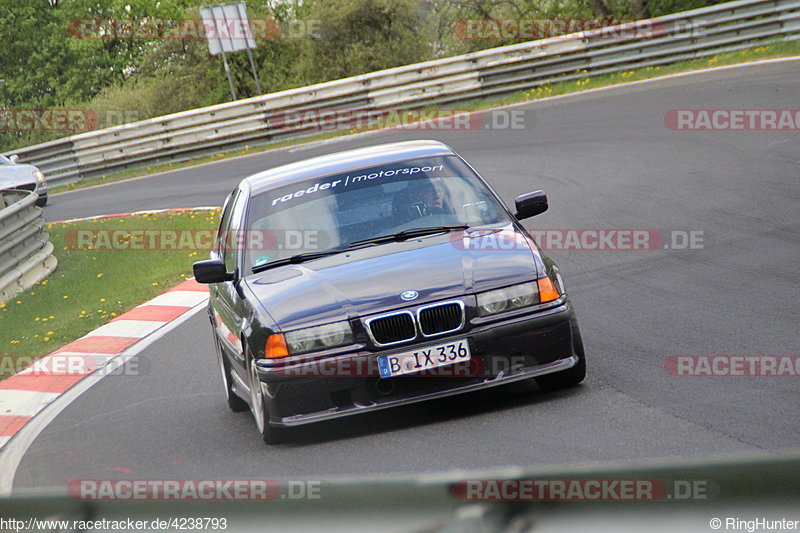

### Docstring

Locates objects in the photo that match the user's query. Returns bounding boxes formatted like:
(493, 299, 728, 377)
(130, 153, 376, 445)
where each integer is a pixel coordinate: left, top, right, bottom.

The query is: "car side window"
(222, 188, 248, 274)
(215, 191, 237, 257)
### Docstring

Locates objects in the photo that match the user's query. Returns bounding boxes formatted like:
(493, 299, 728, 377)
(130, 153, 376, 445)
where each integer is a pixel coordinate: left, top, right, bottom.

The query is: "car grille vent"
(368, 312, 415, 345)
(419, 303, 463, 336)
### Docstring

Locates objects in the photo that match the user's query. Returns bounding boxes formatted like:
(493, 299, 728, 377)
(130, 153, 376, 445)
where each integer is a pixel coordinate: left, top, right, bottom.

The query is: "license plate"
(377, 338, 471, 378)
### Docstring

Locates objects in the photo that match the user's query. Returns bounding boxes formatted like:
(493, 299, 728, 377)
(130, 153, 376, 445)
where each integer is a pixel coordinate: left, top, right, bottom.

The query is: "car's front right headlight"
(33, 169, 45, 183)
(283, 320, 354, 355)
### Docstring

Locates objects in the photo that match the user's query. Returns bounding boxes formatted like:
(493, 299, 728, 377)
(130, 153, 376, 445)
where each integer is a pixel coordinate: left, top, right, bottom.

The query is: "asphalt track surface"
(14, 60, 800, 490)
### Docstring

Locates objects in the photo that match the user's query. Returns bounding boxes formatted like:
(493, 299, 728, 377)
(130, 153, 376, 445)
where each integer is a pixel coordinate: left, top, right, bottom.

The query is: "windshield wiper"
(349, 225, 469, 247)
(252, 248, 351, 273)
(252, 225, 469, 273)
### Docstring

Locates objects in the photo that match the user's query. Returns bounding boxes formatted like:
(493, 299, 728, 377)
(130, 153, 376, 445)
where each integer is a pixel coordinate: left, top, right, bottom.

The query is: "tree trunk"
(628, 0, 651, 18)
(587, 0, 613, 17)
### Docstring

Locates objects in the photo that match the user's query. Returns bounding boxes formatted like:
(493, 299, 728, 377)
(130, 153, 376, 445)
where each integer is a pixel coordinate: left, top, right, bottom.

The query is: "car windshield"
(0, 155, 11, 165)
(244, 156, 509, 271)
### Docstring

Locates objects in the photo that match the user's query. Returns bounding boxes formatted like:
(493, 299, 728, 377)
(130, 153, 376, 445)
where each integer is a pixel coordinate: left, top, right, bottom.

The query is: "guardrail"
(2, 451, 800, 527)
(4, 0, 799, 185)
(0, 190, 57, 303)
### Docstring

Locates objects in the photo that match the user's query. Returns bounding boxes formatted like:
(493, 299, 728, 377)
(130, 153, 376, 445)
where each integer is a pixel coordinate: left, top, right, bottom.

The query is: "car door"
(210, 186, 250, 380)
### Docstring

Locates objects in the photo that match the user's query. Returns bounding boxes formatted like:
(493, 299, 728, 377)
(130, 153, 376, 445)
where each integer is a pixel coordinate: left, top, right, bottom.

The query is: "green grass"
(50, 39, 800, 196)
(0, 209, 221, 377)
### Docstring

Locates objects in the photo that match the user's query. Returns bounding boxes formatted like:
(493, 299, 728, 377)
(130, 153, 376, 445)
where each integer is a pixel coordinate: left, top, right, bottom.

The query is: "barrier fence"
(3, 0, 799, 185)
(0, 190, 57, 302)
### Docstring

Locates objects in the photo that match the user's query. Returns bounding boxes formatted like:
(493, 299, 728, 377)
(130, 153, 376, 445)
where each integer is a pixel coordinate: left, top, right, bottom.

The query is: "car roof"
(245, 140, 456, 195)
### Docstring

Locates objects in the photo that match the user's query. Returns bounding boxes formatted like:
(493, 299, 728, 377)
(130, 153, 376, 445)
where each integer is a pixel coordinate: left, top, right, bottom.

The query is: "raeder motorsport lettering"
(270, 164, 445, 207)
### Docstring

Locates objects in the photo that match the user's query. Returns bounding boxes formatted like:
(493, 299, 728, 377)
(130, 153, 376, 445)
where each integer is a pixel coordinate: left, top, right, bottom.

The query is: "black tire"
(247, 353, 288, 444)
(35, 195, 48, 207)
(535, 322, 587, 391)
(215, 339, 248, 412)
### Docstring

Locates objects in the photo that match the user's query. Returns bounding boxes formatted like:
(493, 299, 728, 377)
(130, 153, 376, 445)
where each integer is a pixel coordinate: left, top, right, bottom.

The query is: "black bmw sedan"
(194, 140, 585, 443)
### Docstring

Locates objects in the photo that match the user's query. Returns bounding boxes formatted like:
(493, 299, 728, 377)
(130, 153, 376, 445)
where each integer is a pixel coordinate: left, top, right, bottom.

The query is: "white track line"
(0, 299, 208, 496)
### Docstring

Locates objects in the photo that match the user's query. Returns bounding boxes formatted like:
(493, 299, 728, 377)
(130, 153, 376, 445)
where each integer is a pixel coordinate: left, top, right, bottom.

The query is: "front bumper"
(255, 300, 579, 427)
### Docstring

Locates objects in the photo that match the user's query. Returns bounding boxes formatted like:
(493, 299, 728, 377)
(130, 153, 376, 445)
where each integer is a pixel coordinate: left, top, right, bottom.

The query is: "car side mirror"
(514, 190, 548, 220)
(8, 154, 19, 164)
(193, 259, 234, 283)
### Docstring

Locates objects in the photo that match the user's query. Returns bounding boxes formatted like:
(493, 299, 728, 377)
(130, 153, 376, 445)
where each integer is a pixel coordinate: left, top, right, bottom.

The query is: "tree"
(295, 0, 433, 84)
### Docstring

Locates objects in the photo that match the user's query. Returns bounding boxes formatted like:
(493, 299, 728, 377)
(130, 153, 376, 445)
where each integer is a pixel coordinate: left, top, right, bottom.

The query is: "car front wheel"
(535, 322, 587, 391)
(215, 339, 248, 412)
(247, 351, 288, 444)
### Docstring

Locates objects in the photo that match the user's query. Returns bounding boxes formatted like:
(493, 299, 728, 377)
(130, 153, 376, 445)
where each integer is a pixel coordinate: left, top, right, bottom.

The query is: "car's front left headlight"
(477, 277, 562, 317)
(477, 282, 538, 316)
(284, 320, 354, 355)
(33, 169, 45, 183)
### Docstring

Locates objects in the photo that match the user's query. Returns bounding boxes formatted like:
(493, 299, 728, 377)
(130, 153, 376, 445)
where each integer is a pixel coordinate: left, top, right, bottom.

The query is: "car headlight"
(477, 282, 537, 316)
(283, 321, 354, 355)
(33, 169, 45, 183)
(477, 277, 562, 317)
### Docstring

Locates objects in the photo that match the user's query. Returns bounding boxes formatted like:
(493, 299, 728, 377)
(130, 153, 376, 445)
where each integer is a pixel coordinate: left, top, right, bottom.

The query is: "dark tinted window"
(244, 156, 508, 271)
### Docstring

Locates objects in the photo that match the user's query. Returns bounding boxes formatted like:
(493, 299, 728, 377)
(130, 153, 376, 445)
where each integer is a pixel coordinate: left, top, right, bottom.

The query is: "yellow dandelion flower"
(97, 273, 104, 278)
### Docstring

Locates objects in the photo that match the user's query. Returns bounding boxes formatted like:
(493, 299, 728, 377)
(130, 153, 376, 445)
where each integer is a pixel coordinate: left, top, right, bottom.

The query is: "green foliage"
(0, 0, 758, 153)
(294, 0, 433, 84)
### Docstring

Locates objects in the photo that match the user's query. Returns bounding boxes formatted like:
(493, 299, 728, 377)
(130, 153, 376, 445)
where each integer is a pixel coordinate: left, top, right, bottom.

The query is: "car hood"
(246, 224, 541, 330)
(0, 164, 38, 188)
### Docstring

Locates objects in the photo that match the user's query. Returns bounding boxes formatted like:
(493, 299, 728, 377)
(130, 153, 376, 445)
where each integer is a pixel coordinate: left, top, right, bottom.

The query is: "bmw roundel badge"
(400, 290, 419, 301)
